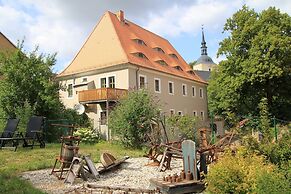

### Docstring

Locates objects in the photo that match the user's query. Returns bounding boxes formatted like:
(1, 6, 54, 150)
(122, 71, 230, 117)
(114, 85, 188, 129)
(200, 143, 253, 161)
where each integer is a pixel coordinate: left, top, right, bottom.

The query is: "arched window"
(155, 60, 168, 66)
(153, 47, 165, 53)
(132, 39, 147, 46)
(132, 52, 148, 59)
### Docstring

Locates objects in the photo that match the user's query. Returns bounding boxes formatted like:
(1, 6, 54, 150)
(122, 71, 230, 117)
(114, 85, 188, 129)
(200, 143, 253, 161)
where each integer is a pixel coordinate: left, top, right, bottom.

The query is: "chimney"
(117, 10, 125, 23)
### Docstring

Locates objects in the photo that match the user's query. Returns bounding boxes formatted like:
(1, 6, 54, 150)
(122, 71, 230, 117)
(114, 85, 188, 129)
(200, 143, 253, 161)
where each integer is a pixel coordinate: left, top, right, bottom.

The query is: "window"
(154, 78, 161, 93)
(182, 84, 187, 96)
(153, 47, 165, 53)
(199, 88, 203, 98)
(109, 76, 115, 88)
(193, 111, 197, 117)
(178, 111, 183, 116)
(170, 109, 175, 116)
(132, 52, 148, 59)
(200, 111, 204, 120)
(169, 53, 178, 59)
(133, 39, 147, 46)
(101, 78, 107, 88)
(67, 84, 73, 97)
(100, 111, 107, 125)
(82, 77, 87, 82)
(155, 60, 168, 66)
(209, 68, 211, 71)
(139, 75, 146, 89)
(188, 70, 195, 75)
(174, 66, 183, 71)
(192, 86, 196, 97)
(168, 81, 174, 95)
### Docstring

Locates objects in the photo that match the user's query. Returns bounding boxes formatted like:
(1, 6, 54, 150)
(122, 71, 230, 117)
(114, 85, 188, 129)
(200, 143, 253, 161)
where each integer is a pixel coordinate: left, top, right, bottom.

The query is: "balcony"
(78, 88, 128, 103)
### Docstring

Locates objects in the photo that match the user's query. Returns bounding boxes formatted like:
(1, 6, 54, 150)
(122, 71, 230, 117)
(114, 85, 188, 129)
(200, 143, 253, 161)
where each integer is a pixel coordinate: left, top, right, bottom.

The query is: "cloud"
(0, 0, 290, 72)
(245, 0, 291, 15)
(145, 0, 242, 37)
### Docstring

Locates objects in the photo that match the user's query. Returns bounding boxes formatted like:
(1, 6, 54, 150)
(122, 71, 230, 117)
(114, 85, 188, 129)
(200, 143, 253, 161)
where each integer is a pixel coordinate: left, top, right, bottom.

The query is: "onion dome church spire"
(193, 26, 217, 75)
(201, 27, 207, 55)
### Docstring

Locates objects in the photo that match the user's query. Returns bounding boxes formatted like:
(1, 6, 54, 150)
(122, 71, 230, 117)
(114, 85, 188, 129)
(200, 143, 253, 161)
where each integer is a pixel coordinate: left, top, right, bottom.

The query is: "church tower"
(193, 27, 216, 72)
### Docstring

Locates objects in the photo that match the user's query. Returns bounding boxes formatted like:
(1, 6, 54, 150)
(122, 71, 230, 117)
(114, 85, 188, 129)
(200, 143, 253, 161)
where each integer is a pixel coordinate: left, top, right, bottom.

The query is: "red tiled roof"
(58, 11, 206, 84)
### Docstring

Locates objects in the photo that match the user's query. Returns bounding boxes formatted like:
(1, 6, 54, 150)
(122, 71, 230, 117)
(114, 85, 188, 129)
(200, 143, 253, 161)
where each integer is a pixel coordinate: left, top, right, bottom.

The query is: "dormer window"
(169, 53, 178, 59)
(132, 52, 148, 59)
(187, 70, 195, 75)
(174, 66, 183, 71)
(153, 47, 165, 54)
(155, 60, 168, 66)
(133, 39, 146, 46)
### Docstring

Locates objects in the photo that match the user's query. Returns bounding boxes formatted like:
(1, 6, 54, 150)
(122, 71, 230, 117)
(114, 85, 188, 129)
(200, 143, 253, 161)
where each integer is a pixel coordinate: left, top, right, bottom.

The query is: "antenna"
(74, 103, 85, 115)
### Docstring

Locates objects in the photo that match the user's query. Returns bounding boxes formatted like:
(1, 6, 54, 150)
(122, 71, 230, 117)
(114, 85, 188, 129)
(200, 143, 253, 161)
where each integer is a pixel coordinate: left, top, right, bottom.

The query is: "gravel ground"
(20, 157, 183, 194)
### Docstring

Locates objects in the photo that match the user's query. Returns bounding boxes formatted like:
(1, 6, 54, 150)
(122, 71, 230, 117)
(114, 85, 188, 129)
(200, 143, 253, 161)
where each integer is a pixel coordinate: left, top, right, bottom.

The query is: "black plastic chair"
(22, 116, 45, 149)
(0, 118, 20, 150)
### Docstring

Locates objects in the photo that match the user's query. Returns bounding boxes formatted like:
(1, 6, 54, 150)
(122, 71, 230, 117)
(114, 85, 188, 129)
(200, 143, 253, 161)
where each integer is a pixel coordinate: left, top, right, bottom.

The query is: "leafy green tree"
(208, 6, 291, 121)
(0, 43, 63, 119)
(188, 61, 197, 68)
(109, 89, 160, 148)
(258, 97, 271, 138)
(166, 115, 200, 141)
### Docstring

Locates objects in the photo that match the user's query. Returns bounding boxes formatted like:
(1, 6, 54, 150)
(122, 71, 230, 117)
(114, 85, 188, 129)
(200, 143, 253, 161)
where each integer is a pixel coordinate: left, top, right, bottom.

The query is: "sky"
(0, 0, 290, 73)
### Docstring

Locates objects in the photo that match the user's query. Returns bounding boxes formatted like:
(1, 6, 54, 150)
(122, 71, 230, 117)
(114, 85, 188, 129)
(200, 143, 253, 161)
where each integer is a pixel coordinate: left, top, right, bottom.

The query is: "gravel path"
(20, 157, 183, 194)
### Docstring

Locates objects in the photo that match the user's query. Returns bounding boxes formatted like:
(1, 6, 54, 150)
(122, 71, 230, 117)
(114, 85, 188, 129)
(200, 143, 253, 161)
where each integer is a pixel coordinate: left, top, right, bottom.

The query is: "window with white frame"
(192, 86, 196, 97)
(200, 111, 204, 120)
(109, 76, 115, 88)
(178, 111, 183, 116)
(193, 111, 197, 117)
(139, 75, 146, 89)
(182, 84, 187, 96)
(67, 84, 73, 98)
(100, 77, 107, 88)
(170, 109, 175, 116)
(154, 78, 161, 93)
(168, 81, 174, 95)
(199, 88, 203, 98)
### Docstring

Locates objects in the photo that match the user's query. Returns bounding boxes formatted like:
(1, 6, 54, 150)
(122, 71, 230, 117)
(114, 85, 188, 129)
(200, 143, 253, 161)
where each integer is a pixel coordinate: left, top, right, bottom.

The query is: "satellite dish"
(74, 103, 85, 115)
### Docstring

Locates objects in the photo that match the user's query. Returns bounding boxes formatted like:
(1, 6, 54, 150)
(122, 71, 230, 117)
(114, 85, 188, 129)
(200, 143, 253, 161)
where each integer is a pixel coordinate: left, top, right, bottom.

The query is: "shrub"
(46, 109, 91, 142)
(166, 115, 200, 142)
(74, 127, 100, 144)
(206, 147, 289, 194)
(109, 89, 160, 148)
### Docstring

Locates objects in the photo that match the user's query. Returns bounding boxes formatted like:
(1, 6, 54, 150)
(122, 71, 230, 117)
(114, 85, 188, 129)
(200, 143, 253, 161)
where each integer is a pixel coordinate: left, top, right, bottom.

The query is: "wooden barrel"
(61, 144, 79, 162)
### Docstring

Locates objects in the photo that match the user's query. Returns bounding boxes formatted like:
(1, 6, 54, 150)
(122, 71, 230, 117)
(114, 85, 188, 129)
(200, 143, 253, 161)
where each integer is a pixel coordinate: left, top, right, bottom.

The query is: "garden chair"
(22, 116, 46, 149)
(0, 118, 20, 151)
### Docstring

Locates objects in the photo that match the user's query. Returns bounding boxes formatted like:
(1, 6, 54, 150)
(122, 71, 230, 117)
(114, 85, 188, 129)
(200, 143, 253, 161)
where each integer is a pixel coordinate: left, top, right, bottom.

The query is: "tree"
(109, 89, 160, 148)
(0, 43, 64, 119)
(208, 6, 291, 121)
(188, 61, 197, 68)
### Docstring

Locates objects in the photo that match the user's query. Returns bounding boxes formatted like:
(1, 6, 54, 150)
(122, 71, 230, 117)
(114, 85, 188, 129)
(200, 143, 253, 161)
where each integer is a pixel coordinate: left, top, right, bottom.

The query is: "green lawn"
(0, 141, 144, 194)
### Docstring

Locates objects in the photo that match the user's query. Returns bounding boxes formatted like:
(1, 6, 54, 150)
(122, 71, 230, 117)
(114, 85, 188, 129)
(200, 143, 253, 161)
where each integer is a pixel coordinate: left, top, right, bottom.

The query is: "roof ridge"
(106, 11, 131, 64)
(0, 32, 17, 49)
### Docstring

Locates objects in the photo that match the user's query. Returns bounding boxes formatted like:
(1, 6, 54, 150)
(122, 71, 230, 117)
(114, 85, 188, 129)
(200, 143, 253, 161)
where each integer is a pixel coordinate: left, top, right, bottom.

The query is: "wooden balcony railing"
(78, 88, 128, 103)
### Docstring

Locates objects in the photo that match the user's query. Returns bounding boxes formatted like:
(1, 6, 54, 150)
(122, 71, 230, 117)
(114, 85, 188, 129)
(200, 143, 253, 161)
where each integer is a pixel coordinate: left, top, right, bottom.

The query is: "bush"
(109, 89, 160, 148)
(74, 127, 100, 144)
(206, 148, 290, 194)
(46, 109, 91, 142)
(166, 115, 200, 142)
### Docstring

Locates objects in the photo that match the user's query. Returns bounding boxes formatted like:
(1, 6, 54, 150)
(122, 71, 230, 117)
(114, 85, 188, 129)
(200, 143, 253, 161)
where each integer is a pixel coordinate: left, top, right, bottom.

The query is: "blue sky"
(0, 0, 290, 73)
